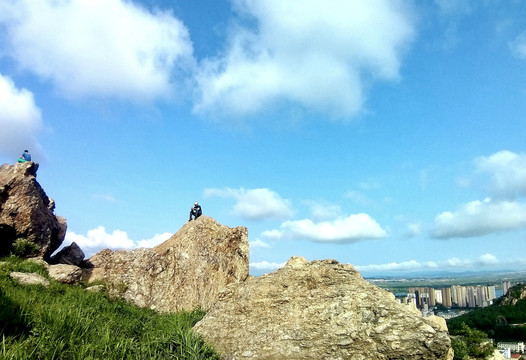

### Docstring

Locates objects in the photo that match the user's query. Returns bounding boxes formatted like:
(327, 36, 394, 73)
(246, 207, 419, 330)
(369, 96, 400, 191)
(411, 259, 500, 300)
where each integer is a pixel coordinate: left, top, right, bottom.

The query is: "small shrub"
(10, 239, 39, 258)
(451, 337, 468, 360)
(451, 323, 493, 360)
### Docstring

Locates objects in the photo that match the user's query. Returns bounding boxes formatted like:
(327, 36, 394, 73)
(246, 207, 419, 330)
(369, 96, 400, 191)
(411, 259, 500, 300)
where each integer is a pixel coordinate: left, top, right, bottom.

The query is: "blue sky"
(1, 0, 526, 277)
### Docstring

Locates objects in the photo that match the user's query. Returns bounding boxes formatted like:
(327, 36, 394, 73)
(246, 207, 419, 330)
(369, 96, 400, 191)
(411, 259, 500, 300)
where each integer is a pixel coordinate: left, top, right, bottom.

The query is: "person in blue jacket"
(18, 150, 31, 163)
(189, 202, 202, 221)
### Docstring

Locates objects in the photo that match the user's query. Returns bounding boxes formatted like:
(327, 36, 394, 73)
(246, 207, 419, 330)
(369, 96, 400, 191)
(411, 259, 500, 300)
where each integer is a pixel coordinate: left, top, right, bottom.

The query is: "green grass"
(0, 256, 220, 359)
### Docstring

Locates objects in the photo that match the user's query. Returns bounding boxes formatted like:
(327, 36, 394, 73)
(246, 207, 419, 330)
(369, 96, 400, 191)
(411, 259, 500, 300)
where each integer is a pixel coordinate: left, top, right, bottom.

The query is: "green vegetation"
(447, 284, 526, 342)
(0, 256, 219, 359)
(10, 238, 40, 258)
(450, 323, 493, 360)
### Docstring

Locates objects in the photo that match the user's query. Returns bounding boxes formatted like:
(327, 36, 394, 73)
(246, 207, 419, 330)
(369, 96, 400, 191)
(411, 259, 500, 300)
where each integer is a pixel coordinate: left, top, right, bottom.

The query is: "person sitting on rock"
(18, 150, 31, 163)
(189, 202, 202, 221)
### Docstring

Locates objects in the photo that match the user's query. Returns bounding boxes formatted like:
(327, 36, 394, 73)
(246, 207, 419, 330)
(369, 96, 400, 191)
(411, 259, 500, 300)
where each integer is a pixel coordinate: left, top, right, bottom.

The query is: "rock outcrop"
(49, 242, 85, 266)
(0, 162, 67, 260)
(193, 257, 453, 360)
(500, 284, 526, 306)
(83, 216, 249, 312)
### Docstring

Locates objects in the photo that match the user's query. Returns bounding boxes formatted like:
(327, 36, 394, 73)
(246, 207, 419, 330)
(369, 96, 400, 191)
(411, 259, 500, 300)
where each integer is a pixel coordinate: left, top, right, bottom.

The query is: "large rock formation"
(194, 257, 453, 360)
(83, 216, 249, 312)
(0, 162, 67, 260)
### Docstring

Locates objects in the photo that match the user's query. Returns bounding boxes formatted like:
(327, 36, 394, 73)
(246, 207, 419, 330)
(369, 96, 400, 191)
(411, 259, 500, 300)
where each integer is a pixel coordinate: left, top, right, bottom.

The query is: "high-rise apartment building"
(502, 281, 511, 296)
(441, 288, 452, 307)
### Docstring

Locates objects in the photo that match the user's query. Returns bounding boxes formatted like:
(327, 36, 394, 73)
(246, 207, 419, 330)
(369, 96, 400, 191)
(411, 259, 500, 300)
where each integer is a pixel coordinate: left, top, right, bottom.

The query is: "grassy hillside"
(0, 256, 220, 359)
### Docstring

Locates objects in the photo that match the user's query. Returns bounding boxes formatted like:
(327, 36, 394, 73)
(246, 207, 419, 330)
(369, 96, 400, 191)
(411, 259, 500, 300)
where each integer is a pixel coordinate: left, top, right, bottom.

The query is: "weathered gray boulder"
(49, 242, 85, 266)
(9, 271, 50, 286)
(0, 162, 67, 260)
(48, 264, 82, 284)
(83, 216, 249, 312)
(193, 256, 453, 360)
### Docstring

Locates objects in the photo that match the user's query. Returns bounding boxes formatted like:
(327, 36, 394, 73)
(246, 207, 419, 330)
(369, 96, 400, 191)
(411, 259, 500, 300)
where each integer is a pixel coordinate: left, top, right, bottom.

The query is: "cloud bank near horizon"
(248, 252, 524, 275)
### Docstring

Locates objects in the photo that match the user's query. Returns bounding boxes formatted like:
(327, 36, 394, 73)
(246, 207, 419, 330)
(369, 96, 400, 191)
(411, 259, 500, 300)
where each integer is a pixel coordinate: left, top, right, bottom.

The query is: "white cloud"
(249, 260, 286, 272)
(194, 0, 414, 118)
(250, 239, 271, 249)
(204, 187, 293, 220)
(356, 253, 505, 273)
(260, 229, 282, 240)
(0, 0, 193, 101)
(356, 259, 438, 272)
(266, 213, 388, 243)
(0, 74, 43, 156)
(136, 232, 172, 248)
(432, 198, 526, 239)
(475, 150, 526, 199)
(478, 253, 499, 266)
(444, 257, 471, 268)
(64, 227, 172, 258)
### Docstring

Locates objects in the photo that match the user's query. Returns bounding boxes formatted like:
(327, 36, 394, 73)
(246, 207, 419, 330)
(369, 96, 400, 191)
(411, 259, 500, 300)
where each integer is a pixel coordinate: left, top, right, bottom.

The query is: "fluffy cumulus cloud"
(432, 198, 526, 239)
(0, 74, 43, 156)
(475, 150, 526, 199)
(194, 0, 414, 118)
(204, 187, 293, 220)
(263, 213, 387, 243)
(249, 238, 271, 249)
(0, 0, 193, 101)
(64, 227, 172, 257)
(249, 260, 286, 273)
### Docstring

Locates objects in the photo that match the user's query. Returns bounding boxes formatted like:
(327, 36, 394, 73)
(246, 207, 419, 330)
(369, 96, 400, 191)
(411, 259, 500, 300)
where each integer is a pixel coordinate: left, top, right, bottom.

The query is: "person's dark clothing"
(189, 204, 202, 221)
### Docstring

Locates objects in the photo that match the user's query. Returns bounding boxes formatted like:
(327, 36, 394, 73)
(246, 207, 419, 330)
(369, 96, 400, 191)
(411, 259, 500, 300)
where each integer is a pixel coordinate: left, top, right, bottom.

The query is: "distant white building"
(435, 289, 443, 304)
(498, 342, 525, 354)
(502, 281, 512, 296)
